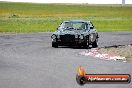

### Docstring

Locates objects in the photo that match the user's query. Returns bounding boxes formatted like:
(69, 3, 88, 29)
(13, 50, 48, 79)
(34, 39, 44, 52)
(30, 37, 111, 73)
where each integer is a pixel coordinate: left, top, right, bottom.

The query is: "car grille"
(60, 35, 75, 42)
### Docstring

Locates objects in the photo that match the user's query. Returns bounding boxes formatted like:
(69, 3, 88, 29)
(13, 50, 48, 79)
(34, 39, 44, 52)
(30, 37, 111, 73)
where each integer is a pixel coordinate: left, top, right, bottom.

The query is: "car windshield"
(60, 22, 87, 30)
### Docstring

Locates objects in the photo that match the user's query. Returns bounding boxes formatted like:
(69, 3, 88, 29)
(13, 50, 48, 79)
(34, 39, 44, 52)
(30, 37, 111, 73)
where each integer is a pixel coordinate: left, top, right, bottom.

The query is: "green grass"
(0, 2, 132, 32)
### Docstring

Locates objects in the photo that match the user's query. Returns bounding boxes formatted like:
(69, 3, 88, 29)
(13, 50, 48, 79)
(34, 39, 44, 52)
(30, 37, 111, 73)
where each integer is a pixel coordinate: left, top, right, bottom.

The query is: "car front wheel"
(52, 42, 58, 48)
(92, 40, 98, 48)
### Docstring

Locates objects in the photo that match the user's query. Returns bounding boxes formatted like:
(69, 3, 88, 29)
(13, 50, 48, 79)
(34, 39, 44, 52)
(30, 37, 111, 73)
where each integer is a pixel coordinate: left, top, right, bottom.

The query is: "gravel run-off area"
(80, 44, 132, 62)
(99, 44, 132, 62)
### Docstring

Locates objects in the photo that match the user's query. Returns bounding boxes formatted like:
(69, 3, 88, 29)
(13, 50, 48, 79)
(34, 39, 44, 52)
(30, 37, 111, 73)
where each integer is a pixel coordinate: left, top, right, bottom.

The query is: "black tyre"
(92, 40, 98, 48)
(52, 42, 58, 48)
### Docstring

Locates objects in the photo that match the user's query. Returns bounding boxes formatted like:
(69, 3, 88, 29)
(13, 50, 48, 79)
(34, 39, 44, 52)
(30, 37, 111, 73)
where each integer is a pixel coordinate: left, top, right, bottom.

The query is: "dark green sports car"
(51, 20, 99, 48)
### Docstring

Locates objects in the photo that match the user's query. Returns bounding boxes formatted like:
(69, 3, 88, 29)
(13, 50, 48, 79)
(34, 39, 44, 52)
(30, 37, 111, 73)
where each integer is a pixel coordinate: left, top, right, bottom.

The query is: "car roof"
(63, 20, 90, 23)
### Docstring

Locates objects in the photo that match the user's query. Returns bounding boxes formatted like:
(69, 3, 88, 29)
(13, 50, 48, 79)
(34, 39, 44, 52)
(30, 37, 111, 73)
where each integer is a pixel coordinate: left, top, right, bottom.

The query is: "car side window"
(85, 23, 89, 30)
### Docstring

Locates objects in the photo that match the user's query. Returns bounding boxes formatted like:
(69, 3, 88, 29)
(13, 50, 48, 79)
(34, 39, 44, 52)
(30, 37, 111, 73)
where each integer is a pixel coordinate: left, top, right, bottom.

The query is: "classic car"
(51, 20, 99, 48)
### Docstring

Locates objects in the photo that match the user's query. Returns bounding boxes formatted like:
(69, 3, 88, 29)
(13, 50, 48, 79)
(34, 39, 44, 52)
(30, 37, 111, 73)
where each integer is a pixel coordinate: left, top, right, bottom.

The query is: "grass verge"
(0, 2, 132, 32)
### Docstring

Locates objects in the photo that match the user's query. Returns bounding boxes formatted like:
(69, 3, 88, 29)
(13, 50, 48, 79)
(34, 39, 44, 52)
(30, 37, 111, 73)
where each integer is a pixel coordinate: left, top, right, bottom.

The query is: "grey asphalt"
(0, 32, 132, 88)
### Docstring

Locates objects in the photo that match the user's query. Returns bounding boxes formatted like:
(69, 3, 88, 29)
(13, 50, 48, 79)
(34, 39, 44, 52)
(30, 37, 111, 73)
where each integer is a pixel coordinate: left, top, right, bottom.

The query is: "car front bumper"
(52, 34, 88, 46)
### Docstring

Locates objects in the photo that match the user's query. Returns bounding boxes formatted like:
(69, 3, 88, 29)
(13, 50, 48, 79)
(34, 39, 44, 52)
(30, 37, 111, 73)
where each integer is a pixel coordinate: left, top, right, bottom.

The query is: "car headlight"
(75, 34, 78, 38)
(51, 34, 57, 39)
(79, 35, 84, 39)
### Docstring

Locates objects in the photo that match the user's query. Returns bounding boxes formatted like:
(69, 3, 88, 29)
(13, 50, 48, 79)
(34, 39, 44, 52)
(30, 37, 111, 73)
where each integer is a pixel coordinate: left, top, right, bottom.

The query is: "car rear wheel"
(52, 42, 58, 48)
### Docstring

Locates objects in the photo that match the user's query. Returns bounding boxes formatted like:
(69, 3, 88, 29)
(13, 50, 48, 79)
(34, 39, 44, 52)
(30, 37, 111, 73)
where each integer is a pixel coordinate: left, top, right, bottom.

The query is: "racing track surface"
(0, 32, 132, 88)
